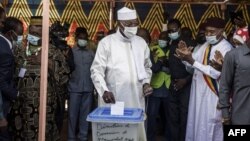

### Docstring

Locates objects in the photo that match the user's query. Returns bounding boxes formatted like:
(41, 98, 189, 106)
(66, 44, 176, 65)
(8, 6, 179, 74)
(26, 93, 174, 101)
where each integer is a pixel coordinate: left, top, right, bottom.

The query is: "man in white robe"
(90, 7, 152, 141)
(175, 17, 232, 141)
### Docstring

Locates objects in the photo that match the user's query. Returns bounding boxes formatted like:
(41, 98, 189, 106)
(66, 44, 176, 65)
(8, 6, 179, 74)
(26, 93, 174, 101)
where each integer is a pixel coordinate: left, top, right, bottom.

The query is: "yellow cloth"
(150, 45, 171, 89)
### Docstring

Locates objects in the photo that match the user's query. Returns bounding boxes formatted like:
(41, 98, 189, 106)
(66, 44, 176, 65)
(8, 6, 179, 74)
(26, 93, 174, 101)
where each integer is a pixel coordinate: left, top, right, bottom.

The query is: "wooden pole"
(38, 0, 50, 140)
(109, 0, 114, 30)
(221, 3, 227, 19)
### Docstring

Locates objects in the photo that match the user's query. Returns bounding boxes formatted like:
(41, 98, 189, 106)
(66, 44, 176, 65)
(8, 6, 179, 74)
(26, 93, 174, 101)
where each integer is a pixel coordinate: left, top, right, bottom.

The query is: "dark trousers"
(168, 84, 191, 141)
(0, 98, 11, 141)
(68, 92, 92, 141)
(55, 95, 66, 133)
(146, 96, 171, 141)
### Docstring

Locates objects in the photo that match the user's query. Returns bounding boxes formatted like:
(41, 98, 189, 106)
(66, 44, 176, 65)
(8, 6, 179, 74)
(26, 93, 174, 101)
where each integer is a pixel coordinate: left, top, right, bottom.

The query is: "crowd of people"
(0, 5, 249, 141)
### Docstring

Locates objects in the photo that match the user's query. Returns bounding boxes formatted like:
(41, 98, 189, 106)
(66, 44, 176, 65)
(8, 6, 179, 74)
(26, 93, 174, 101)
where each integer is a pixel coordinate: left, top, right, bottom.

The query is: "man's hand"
(158, 56, 165, 62)
(177, 40, 188, 51)
(158, 56, 168, 65)
(143, 83, 153, 96)
(210, 50, 224, 71)
(174, 79, 187, 91)
(102, 91, 115, 103)
(151, 48, 160, 58)
(175, 40, 194, 64)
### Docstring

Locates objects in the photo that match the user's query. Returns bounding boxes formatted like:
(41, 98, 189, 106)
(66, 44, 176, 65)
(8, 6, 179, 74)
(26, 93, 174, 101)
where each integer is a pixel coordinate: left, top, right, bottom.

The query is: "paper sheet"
(111, 101, 124, 115)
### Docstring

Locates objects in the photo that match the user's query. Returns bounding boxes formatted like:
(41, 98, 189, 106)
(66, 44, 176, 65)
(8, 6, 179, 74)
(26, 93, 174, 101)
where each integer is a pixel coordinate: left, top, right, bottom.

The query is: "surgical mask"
(78, 39, 88, 48)
(206, 35, 219, 45)
(27, 34, 40, 46)
(121, 23, 138, 39)
(158, 40, 167, 48)
(168, 31, 180, 40)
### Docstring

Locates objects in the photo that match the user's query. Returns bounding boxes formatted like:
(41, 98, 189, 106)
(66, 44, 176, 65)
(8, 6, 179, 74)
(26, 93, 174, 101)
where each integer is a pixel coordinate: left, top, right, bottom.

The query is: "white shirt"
(90, 29, 152, 109)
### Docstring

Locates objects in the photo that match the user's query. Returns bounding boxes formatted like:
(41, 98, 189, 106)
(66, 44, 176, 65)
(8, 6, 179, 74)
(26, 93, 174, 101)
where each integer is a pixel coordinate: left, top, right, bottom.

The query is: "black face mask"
(196, 33, 206, 45)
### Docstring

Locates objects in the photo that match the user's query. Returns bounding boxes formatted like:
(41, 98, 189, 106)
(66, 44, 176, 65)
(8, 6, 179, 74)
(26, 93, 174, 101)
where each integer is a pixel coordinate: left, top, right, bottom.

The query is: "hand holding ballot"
(103, 91, 116, 103)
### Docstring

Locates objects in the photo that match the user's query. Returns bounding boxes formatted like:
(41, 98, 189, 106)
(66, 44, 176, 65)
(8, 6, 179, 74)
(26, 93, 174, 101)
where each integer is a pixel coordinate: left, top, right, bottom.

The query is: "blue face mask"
(158, 40, 167, 48)
(168, 31, 180, 40)
(206, 35, 219, 45)
(78, 39, 88, 48)
(27, 34, 40, 46)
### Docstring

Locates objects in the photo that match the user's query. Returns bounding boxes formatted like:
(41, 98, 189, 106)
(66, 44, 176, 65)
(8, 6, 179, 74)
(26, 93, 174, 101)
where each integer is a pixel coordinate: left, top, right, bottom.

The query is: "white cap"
(117, 7, 137, 20)
(233, 34, 244, 44)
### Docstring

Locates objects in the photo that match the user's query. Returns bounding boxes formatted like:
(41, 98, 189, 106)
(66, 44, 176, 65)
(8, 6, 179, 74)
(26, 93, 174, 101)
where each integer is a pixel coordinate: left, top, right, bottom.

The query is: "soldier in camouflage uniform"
(49, 21, 72, 132)
(9, 16, 70, 141)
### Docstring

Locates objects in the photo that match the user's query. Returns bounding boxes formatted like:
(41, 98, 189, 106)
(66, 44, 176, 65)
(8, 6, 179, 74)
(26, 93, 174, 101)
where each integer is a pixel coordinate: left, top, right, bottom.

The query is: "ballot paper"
(111, 101, 124, 115)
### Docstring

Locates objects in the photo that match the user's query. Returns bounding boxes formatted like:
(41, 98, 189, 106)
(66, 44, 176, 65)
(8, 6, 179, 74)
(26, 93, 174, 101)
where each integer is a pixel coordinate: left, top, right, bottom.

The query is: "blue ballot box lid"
(87, 107, 144, 123)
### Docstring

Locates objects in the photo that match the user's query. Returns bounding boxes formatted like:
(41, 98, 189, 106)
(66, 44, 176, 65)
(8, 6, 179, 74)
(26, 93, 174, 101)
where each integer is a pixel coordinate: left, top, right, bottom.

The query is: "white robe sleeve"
(183, 61, 194, 74)
(142, 46, 152, 85)
(192, 43, 232, 80)
(192, 61, 221, 79)
(182, 55, 219, 78)
(90, 40, 109, 97)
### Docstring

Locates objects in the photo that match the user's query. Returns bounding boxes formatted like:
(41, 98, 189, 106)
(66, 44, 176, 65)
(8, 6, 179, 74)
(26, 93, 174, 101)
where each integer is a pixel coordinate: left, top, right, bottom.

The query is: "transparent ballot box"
(87, 107, 144, 141)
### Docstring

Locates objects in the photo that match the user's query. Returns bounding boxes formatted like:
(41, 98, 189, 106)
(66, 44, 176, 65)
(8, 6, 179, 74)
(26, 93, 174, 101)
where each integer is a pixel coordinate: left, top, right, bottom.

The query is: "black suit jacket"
(0, 35, 17, 101)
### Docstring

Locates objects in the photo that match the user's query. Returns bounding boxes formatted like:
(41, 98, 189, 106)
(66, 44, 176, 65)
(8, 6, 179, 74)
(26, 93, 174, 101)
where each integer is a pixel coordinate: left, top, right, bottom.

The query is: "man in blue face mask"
(205, 18, 225, 46)
(91, 7, 152, 141)
(174, 17, 233, 141)
(167, 18, 196, 141)
(9, 16, 70, 141)
(147, 31, 171, 141)
(67, 27, 95, 141)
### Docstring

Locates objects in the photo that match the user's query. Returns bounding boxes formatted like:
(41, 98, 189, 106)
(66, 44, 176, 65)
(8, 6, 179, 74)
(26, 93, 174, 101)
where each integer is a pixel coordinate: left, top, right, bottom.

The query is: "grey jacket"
(219, 44, 250, 124)
(68, 46, 95, 93)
